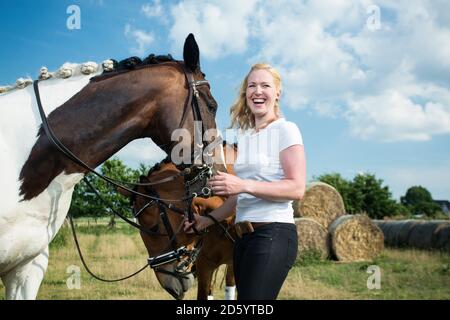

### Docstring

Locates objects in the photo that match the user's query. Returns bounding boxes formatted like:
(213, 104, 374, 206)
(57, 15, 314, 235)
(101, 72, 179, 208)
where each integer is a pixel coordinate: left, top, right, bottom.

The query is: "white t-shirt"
(233, 118, 304, 224)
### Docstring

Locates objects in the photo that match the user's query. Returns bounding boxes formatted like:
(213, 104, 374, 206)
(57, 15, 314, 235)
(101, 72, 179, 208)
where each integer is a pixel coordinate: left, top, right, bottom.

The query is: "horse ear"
(183, 33, 200, 71)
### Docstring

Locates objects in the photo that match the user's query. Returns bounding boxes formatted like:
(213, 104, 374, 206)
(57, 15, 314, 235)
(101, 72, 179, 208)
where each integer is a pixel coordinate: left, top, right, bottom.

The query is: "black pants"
(233, 222, 298, 300)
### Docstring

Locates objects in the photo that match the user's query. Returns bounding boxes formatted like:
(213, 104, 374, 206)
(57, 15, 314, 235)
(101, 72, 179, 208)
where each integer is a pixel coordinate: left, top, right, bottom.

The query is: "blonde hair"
(229, 63, 282, 130)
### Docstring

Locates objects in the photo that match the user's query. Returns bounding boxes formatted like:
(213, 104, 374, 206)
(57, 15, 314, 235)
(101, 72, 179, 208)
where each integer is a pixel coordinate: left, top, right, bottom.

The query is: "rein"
(32, 62, 214, 282)
(32, 81, 199, 203)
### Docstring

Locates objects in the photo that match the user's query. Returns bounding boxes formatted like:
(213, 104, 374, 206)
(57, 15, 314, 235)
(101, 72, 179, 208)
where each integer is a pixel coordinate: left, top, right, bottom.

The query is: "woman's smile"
(246, 69, 280, 116)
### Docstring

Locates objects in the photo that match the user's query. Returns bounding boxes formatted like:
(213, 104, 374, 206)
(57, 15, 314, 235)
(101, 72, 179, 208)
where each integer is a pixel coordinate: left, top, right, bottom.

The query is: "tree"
(315, 173, 359, 214)
(351, 173, 400, 219)
(316, 172, 404, 219)
(69, 158, 152, 222)
(401, 186, 441, 217)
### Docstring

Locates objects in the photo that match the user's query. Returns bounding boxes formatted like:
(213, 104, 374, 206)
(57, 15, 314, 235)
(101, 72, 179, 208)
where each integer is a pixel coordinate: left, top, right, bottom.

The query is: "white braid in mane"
(0, 59, 114, 95)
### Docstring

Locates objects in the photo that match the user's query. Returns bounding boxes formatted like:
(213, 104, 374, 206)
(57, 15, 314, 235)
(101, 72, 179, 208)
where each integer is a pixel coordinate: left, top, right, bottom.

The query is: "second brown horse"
(124, 143, 237, 300)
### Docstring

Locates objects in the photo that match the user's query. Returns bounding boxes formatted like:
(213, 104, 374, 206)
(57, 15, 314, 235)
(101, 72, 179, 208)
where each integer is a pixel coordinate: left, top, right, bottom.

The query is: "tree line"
(316, 173, 443, 219)
(69, 159, 445, 220)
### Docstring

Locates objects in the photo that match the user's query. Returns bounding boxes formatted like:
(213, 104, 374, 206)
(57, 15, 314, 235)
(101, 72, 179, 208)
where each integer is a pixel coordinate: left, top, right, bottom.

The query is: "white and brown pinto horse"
(0, 34, 225, 299)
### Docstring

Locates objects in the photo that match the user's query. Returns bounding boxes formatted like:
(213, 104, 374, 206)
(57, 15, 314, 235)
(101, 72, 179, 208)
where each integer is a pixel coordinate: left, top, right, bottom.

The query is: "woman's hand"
(183, 213, 211, 233)
(208, 171, 246, 196)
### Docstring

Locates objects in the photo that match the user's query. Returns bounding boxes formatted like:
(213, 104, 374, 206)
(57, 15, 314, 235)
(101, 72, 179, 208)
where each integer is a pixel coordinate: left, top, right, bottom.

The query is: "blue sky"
(1, 0, 449, 201)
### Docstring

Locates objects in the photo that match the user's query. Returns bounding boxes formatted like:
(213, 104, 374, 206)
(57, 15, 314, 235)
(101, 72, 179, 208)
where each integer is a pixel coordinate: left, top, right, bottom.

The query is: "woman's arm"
(246, 144, 306, 202)
(184, 195, 237, 232)
(209, 144, 306, 202)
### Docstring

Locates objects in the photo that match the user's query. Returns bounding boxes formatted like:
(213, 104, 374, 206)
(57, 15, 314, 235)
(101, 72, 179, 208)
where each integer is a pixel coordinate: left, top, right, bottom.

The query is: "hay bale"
(383, 220, 419, 247)
(293, 181, 346, 229)
(432, 222, 450, 251)
(329, 214, 384, 262)
(373, 220, 407, 247)
(372, 220, 388, 233)
(373, 219, 450, 249)
(408, 221, 447, 249)
(295, 218, 329, 260)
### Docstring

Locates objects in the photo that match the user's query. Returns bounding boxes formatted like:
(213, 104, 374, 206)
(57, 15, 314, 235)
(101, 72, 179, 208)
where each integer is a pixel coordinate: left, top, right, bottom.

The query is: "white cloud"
(168, 0, 257, 59)
(246, 1, 371, 112)
(346, 90, 450, 142)
(142, 0, 164, 17)
(114, 138, 167, 169)
(124, 24, 154, 56)
(314, 101, 343, 119)
(163, 0, 450, 142)
(141, 0, 168, 24)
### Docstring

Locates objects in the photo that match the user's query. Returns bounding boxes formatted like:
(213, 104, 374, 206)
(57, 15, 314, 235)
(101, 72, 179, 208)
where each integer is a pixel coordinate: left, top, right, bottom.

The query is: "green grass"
(1, 217, 450, 300)
(284, 248, 450, 299)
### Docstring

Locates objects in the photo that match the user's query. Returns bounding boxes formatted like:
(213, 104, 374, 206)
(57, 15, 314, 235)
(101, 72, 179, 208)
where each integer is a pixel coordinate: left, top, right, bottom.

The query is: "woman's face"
(246, 69, 280, 118)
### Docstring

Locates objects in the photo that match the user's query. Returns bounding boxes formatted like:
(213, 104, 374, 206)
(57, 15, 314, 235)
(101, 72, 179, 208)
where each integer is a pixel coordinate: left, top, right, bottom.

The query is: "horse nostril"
(164, 286, 184, 300)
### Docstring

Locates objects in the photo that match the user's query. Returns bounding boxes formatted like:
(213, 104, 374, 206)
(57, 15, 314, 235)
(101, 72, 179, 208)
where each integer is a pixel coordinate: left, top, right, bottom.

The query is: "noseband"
(134, 164, 213, 281)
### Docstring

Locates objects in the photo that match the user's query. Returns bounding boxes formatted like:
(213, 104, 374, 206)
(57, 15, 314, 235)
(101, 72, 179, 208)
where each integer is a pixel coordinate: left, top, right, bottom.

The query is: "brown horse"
(124, 143, 237, 300)
(0, 34, 225, 299)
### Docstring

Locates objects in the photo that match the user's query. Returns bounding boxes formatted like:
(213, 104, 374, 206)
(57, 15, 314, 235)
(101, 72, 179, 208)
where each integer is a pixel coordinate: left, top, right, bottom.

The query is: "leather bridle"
(33, 61, 221, 282)
(130, 162, 210, 279)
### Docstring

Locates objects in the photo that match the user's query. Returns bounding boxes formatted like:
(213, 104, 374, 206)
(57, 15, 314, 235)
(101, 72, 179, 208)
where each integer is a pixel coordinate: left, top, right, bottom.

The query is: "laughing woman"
(184, 63, 306, 300)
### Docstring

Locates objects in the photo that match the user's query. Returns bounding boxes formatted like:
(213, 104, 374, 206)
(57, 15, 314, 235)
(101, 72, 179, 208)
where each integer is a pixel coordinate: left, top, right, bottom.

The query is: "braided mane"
(0, 53, 176, 95)
(90, 54, 176, 83)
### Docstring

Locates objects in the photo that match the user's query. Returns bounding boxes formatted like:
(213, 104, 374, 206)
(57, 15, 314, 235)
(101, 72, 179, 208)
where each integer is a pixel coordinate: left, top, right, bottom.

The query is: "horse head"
(120, 143, 237, 300)
(130, 163, 198, 300)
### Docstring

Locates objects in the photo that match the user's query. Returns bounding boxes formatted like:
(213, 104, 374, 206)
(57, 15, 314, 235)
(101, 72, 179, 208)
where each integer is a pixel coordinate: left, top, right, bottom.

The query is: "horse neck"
(19, 64, 185, 200)
(59, 64, 185, 164)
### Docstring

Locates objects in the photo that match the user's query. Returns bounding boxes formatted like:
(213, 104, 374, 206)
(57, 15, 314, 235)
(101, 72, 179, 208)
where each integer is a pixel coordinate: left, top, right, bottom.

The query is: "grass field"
(1, 218, 450, 300)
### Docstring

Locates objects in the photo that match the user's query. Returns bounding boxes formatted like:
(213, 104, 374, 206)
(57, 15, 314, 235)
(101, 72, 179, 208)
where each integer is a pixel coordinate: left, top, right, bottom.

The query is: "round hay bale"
(329, 214, 384, 262)
(381, 220, 418, 247)
(295, 218, 329, 260)
(374, 220, 398, 245)
(432, 222, 450, 251)
(408, 221, 447, 249)
(379, 220, 402, 246)
(293, 181, 346, 229)
(374, 220, 404, 247)
(372, 220, 388, 233)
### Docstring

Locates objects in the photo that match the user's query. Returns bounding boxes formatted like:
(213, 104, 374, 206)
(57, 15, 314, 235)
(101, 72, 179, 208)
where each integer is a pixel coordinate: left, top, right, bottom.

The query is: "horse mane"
(0, 54, 176, 95)
(90, 54, 176, 83)
(146, 155, 173, 176)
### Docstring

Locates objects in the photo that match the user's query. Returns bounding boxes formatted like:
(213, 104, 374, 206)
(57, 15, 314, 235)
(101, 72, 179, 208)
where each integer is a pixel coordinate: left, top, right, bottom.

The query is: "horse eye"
(208, 101, 218, 114)
(149, 224, 159, 233)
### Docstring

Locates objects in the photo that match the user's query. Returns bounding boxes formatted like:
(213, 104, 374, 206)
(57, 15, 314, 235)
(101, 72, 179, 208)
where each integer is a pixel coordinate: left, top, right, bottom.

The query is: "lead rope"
(67, 213, 149, 282)
(66, 177, 188, 283)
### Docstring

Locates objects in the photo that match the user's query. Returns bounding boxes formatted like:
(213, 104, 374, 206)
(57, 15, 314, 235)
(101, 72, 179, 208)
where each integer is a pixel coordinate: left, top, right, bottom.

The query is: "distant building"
(434, 200, 450, 215)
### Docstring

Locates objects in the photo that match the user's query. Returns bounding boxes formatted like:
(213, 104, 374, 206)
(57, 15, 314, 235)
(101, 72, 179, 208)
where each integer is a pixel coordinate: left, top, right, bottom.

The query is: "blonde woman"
(185, 63, 306, 300)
